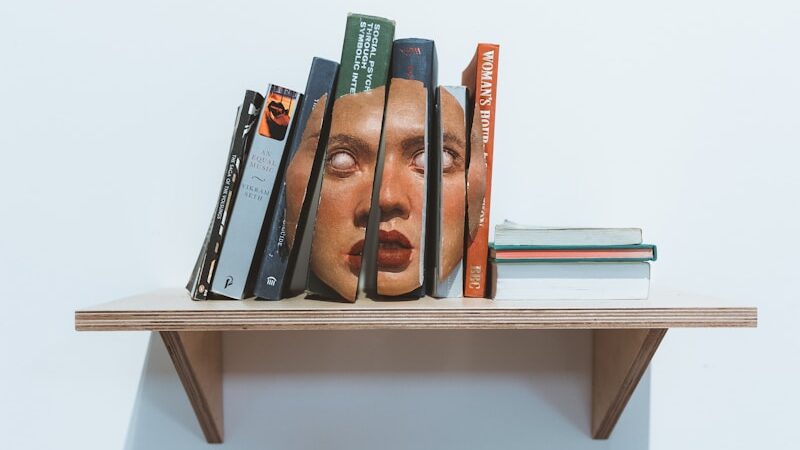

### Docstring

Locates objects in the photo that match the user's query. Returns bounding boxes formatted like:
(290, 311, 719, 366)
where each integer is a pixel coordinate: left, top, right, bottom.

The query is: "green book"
(335, 14, 395, 98)
(307, 13, 395, 302)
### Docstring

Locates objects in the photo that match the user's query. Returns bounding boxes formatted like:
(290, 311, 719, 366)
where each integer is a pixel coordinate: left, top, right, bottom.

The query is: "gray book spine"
(212, 84, 301, 299)
(432, 86, 467, 298)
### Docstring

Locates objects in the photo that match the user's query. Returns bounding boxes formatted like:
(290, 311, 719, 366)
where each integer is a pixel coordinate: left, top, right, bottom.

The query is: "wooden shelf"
(75, 288, 756, 443)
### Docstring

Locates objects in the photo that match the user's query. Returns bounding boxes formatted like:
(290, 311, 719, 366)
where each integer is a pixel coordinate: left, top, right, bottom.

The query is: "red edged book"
(462, 43, 500, 297)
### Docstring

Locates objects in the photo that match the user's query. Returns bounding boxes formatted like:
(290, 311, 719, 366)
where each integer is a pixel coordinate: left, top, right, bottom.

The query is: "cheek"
(467, 168, 486, 213)
(285, 157, 312, 222)
(315, 175, 369, 239)
(441, 178, 465, 254)
(322, 178, 363, 209)
(442, 177, 466, 221)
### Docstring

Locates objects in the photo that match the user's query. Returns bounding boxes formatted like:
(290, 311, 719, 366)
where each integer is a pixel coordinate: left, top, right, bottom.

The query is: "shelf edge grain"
(75, 307, 757, 331)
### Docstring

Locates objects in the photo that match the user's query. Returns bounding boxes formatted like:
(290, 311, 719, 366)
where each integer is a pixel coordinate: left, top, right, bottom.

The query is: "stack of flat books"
(490, 221, 657, 300)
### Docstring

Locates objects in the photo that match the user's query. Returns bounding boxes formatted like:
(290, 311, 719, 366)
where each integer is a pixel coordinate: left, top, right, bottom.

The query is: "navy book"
(366, 38, 437, 298)
(253, 58, 339, 300)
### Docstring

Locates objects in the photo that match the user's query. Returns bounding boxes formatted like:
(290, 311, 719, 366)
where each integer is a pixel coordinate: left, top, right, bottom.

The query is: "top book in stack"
(494, 220, 642, 246)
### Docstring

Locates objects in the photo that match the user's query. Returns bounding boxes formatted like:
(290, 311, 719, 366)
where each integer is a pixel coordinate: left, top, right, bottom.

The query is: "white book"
(495, 220, 642, 246)
(491, 262, 650, 300)
(212, 84, 300, 299)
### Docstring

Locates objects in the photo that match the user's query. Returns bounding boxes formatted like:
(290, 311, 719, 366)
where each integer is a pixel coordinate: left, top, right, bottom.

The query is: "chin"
(329, 276, 358, 300)
(377, 272, 421, 297)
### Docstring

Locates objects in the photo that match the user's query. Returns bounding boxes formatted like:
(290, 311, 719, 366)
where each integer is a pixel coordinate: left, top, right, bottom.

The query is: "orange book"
(462, 43, 500, 297)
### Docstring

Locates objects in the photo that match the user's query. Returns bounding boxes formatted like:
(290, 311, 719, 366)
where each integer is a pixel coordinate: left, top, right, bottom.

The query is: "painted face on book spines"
(467, 99, 487, 244)
(284, 94, 329, 252)
(439, 88, 468, 282)
(310, 87, 387, 300)
(375, 78, 427, 296)
(298, 81, 480, 300)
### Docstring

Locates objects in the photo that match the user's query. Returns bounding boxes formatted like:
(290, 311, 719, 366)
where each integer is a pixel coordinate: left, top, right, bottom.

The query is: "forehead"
(384, 79, 427, 137)
(329, 86, 387, 137)
(439, 88, 465, 132)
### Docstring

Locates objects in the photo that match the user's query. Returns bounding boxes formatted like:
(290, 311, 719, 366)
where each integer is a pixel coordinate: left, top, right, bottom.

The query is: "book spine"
(307, 14, 395, 302)
(372, 38, 436, 298)
(335, 14, 394, 98)
(432, 85, 467, 298)
(253, 58, 339, 300)
(462, 43, 500, 298)
(211, 84, 301, 299)
(186, 91, 263, 300)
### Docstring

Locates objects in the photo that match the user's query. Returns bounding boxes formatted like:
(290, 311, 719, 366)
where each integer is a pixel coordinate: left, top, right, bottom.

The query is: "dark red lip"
(347, 240, 364, 274)
(377, 230, 413, 272)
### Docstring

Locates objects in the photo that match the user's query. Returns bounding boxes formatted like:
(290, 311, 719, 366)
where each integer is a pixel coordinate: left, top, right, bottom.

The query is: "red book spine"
(462, 43, 500, 298)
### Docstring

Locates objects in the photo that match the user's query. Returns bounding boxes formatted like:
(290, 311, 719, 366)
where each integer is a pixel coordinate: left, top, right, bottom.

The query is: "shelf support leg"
(160, 331, 224, 443)
(591, 328, 667, 439)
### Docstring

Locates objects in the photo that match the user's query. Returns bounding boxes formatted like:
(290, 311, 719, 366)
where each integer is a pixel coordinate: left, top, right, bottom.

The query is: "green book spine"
(335, 14, 395, 98)
(306, 14, 395, 302)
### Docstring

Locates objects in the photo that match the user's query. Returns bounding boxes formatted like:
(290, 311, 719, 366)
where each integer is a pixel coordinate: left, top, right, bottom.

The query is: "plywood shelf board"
(75, 288, 756, 331)
(75, 287, 756, 444)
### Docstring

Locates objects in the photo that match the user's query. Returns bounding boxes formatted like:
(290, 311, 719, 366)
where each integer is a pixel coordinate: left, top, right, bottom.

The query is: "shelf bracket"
(592, 328, 667, 439)
(160, 331, 224, 443)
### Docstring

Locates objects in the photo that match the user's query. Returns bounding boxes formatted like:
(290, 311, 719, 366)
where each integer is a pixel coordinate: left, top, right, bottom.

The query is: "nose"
(377, 155, 411, 222)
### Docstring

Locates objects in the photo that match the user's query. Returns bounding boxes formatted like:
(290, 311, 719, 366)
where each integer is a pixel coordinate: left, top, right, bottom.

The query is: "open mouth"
(377, 229, 413, 272)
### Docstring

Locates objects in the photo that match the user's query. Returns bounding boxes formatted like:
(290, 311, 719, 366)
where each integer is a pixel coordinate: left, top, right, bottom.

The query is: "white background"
(2, 0, 798, 448)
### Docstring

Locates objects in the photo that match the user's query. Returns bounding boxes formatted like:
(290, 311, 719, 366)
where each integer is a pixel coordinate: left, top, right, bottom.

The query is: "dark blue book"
(367, 38, 437, 298)
(253, 58, 339, 300)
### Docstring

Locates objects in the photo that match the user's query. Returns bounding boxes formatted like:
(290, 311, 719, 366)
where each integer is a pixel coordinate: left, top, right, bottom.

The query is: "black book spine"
(186, 90, 264, 300)
(253, 58, 339, 300)
(374, 38, 437, 298)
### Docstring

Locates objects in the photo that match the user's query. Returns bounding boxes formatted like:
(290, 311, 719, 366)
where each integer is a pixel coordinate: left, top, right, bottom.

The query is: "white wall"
(1, 0, 798, 448)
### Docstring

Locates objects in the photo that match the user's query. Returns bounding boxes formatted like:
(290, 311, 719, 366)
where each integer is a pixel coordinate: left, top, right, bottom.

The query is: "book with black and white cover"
(211, 84, 301, 299)
(186, 90, 263, 300)
(254, 58, 339, 300)
(431, 85, 467, 298)
(490, 261, 651, 300)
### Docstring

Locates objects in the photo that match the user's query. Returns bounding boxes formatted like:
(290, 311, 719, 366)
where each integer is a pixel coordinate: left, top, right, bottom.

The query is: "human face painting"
(309, 86, 387, 301)
(375, 80, 472, 296)
(284, 94, 329, 251)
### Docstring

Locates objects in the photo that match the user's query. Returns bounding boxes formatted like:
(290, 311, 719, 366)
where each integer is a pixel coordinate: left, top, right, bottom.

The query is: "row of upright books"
(187, 13, 501, 302)
(490, 221, 657, 300)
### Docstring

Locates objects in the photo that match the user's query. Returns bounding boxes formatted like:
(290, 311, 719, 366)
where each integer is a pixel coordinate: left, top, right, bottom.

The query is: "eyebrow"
(400, 135, 426, 152)
(442, 131, 466, 150)
(326, 133, 375, 159)
(302, 129, 321, 142)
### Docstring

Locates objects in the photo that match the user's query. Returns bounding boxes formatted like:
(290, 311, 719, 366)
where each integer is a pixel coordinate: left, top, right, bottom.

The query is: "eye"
(327, 150, 357, 175)
(442, 149, 455, 171)
(411, 150, 426, 172)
